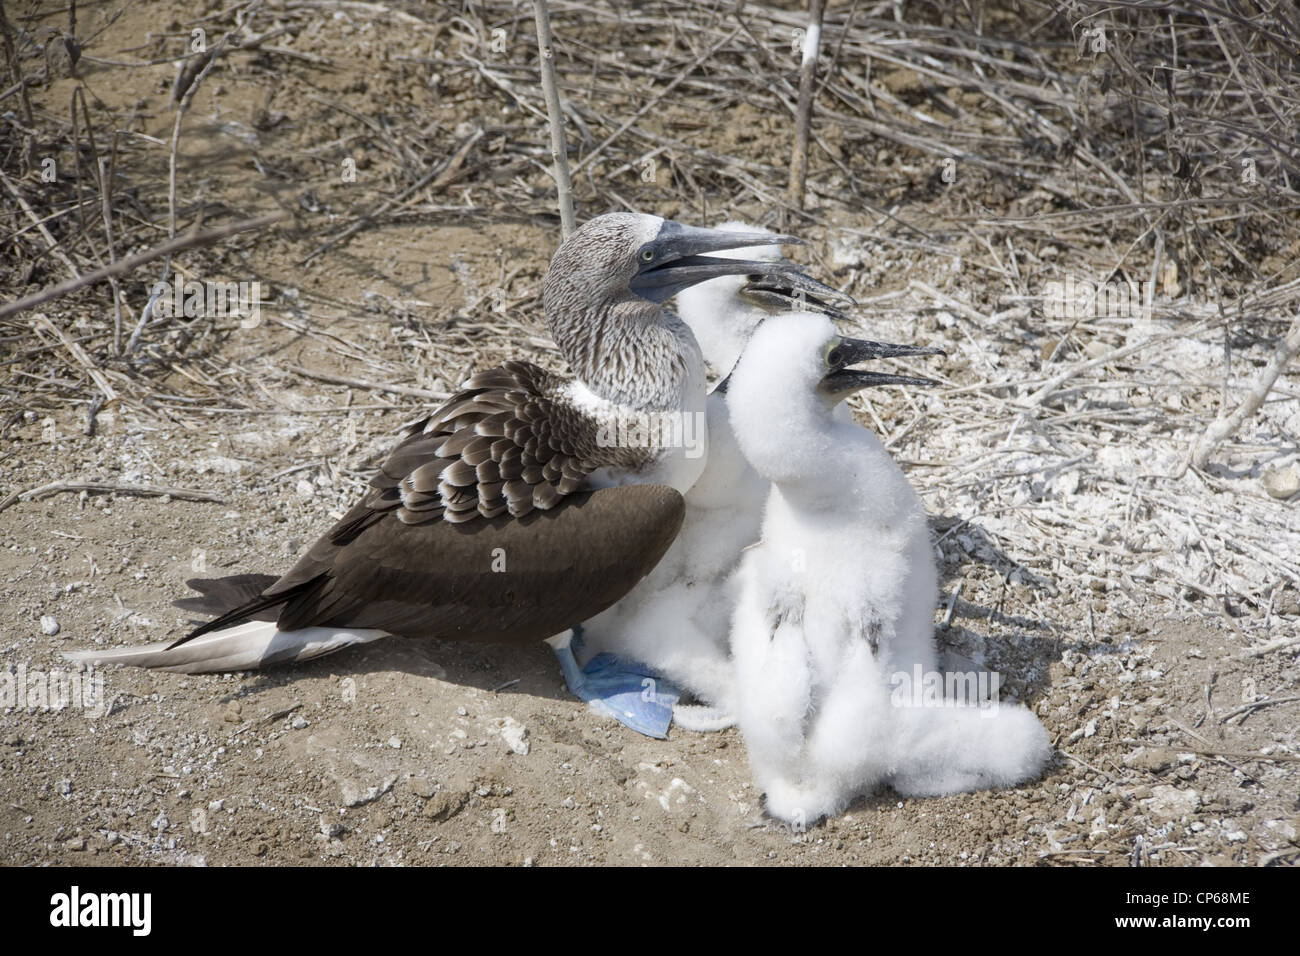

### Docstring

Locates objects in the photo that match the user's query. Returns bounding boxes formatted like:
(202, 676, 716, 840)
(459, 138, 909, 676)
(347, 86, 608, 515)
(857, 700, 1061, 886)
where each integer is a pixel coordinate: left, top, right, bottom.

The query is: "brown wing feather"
(174, 361, 663, 647)
(183, 485, 685, 645)
(263, 360, 636, 597)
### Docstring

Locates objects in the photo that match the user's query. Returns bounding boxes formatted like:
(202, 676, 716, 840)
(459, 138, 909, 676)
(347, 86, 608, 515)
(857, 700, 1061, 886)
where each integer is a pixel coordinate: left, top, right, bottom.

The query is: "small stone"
(410, 777, 437, 800)
(295, 479, 315, 498)
(500, 717, 529, 755)
(387, 736, 401, 749)
(208, 799, 224, 813)
(1261, 466, 1300, 500)
(340, 774, 397, 808)
(40, 615, 60, 636)
(422, 790, 468, 822)
(1224, 830, 1247, 843)
(291, 716, 309, 730)
(64, 836, 85, 851)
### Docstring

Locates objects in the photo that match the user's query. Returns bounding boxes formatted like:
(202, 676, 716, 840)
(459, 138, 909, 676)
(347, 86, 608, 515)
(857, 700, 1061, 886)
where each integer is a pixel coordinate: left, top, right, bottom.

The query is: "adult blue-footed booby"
(725, 314, 1051, 824)
(575, 223, 855, 732)
(64, 214, 810, 674)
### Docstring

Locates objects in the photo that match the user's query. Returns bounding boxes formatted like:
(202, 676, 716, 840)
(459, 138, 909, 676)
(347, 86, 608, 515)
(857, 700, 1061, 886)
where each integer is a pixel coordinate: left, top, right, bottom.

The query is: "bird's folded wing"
(172, 362, 675, 646)
(262, 360, 630, 599)
(272, 483, 686, 642)
(394, 359, 614, 523)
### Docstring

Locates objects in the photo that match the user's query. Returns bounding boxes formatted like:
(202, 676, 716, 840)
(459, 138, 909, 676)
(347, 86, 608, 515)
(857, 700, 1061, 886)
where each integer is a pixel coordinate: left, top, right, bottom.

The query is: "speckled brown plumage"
(171, 361, 671, 645)
(383, 360, 653, 525)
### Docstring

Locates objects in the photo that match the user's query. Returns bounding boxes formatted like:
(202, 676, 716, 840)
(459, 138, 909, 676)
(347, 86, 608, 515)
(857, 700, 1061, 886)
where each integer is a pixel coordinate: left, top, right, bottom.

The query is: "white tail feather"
(63, 620, 389, 674)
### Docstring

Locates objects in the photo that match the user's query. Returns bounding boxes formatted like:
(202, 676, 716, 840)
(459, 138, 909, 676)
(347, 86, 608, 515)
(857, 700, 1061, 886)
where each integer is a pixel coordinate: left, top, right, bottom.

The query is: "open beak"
(739, 268, 856, 319)
(820, 335, 946, 395)
(629, 221, 805, 302)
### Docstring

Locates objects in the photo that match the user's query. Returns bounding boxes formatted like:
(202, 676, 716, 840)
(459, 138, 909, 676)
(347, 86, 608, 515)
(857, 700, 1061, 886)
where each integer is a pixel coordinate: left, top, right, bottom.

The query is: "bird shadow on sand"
(929, 514, 1064, 706)
(165, 513, 1075, 716)
(221, 630, 576, 707)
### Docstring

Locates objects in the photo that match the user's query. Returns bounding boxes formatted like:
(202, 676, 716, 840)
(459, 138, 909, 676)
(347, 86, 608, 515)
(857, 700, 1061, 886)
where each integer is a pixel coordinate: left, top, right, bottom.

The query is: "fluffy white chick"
(727, 313, 1052, 823)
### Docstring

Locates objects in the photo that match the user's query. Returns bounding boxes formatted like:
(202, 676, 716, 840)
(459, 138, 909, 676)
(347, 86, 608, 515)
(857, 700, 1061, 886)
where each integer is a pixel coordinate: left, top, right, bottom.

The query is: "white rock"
(1142, 785, 1200, 820)
(40, 615, 60, 636)
(340, 774, 397, 808)
(500, 717, 529, 755)
(1261, 466, 1300, 500)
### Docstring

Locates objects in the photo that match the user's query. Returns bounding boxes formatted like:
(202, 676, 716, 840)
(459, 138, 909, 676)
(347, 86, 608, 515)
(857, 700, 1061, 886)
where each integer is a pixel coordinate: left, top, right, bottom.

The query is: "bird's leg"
(545, 629, 586, 694)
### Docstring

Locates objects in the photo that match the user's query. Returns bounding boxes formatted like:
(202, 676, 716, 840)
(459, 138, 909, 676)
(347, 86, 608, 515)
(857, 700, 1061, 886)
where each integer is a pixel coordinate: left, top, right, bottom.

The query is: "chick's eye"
(827, 348, 844, 367)
(640, 249, 654, 262)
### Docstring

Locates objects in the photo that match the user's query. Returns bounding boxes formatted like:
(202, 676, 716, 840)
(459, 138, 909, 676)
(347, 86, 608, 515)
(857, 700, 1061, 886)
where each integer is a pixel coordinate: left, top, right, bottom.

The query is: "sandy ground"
(2, 483, 1298, 867)
(2, 0, 1298, 866)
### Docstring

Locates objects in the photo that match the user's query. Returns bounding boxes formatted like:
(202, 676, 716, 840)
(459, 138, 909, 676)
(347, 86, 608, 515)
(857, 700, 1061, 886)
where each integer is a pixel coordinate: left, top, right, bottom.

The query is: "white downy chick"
(726, 313, 1052, 823)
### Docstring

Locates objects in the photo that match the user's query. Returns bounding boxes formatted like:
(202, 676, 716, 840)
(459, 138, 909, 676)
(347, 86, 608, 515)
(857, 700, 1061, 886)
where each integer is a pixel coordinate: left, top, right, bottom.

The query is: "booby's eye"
(827, 346, 844, 368)
(640, 249, 655, 262)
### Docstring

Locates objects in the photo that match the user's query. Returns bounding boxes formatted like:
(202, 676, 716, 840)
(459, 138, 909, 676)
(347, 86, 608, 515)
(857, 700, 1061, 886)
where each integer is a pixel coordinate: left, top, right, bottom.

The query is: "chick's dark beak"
(739, 269, 856, 319)
(820, 335, 946, 394)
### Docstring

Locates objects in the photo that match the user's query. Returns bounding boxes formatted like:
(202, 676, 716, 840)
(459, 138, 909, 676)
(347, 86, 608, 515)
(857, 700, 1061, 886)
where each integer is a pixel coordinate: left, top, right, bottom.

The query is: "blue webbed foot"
(548, 627, 682, 739)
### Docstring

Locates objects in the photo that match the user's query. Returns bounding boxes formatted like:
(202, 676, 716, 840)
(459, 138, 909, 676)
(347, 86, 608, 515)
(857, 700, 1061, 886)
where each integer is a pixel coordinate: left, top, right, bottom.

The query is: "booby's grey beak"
(740, 268, 856, 319)
(820, 335, 946, 394)
(629, 221, 804, 303)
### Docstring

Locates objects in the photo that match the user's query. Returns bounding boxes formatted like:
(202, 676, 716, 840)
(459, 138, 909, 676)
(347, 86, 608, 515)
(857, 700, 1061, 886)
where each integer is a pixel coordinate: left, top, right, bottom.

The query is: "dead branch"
(1189, 314, 1300, 471)
(0, 212, 286, 321)
(532, 0, 575, 236)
